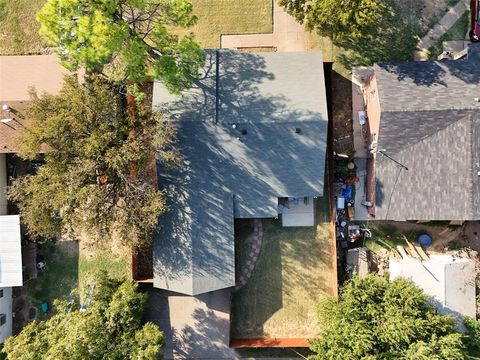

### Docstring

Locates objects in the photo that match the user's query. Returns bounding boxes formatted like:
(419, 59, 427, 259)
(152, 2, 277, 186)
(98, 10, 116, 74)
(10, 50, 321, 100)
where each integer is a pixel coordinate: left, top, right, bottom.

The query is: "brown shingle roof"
(0, 101, 33, 153)
(0, 55, 83, 153)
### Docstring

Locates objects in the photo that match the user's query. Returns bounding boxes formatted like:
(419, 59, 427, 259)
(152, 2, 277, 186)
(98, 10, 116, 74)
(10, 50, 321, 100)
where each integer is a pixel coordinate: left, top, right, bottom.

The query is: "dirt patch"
(56, 239, 80, 258)
(74, 230, 131, 260)
(331, 69, 354, 154)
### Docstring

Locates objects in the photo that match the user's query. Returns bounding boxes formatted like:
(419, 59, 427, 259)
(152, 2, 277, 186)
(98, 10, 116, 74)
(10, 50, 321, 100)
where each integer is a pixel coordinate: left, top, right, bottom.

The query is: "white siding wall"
(0, 156, 14, 343)
(0, 287, 12, 344)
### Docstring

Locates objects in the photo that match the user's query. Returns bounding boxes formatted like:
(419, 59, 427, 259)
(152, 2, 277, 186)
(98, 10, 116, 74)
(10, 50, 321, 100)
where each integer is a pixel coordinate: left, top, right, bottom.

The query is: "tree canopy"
(7, 75, 178, 247)
(37, 0, 205, 93)
(310, 275, 468, 360)
(277, 0, 422, 67)
(2, 271, 163, 360)
(278, 0, 394, 41)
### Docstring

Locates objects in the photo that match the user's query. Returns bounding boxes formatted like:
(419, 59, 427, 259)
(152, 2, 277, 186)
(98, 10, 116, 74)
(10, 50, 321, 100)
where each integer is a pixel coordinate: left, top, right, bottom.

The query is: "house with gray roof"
(362, 43, 480, 221)
(152, 50, 328, 296)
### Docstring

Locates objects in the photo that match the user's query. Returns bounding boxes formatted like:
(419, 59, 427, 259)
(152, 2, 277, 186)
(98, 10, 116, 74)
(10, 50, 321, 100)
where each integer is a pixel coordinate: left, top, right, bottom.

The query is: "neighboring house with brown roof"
(360, 43, 480, 221)
(0, 56, 77, 344)
(0, 55, 77, 153)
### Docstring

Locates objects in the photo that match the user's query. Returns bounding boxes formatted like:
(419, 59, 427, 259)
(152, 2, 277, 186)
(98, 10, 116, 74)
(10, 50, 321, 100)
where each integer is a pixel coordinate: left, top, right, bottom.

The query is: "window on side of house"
(0, 289, 3, 298)
(0, 314, 6, 326)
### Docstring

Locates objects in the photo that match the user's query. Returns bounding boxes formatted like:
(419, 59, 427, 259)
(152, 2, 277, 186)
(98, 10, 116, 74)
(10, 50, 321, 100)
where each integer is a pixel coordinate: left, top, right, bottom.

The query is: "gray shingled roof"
(152, 50, 328, 295)
(374, 44, 480, 220)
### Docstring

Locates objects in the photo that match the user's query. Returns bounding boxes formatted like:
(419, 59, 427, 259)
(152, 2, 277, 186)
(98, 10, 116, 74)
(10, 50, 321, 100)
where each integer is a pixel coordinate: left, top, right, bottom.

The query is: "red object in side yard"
(471, 0, 480, 42)
(230, 338, 310, 348)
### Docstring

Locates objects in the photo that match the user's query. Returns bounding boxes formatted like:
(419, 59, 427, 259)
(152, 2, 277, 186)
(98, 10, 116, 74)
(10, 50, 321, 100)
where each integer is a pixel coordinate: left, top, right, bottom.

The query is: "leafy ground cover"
(231, 196, 334, 338)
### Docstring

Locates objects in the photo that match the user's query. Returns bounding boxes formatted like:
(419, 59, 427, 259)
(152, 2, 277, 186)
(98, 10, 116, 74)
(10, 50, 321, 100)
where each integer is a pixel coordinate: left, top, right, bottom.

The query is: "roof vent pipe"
(295, 127, 302, 134)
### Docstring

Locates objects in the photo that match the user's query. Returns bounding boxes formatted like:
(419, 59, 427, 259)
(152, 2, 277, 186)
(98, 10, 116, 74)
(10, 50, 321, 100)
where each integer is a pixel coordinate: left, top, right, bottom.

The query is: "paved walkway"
(235, 219, 263, 291)
(415, 0, 469, 60)
(221, 1, 305, 51)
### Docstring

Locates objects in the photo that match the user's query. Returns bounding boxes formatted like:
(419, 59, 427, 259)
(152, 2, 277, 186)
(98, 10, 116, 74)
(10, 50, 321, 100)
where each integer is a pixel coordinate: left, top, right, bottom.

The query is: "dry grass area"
(0, 0, 48, 55)
(231, 197, 335, 339)
(0, 0, 272, 55)
(171, 0, 273, 48)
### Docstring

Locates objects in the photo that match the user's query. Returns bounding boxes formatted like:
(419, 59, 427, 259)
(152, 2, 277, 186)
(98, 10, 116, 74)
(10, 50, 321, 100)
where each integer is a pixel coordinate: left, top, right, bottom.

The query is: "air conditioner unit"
(358, 111, 366, 125)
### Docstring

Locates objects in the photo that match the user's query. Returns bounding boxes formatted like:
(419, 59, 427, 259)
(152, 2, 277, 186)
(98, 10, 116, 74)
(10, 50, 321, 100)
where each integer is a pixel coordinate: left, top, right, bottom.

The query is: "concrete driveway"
(143, 286, 239, 360)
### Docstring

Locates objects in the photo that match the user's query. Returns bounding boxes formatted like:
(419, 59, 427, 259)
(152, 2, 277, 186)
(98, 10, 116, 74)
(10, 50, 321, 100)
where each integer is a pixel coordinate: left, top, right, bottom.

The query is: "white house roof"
(0, 215, 22, 287)
(389, 254, 476, 320)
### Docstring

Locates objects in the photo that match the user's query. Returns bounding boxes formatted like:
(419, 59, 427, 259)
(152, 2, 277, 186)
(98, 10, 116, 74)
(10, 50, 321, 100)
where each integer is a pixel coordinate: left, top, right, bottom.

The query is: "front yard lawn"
(0, 0, 272, 55)
(0, 0, 48, 55)
(171, 0, 273, 48)
(231, 196, 335, 338)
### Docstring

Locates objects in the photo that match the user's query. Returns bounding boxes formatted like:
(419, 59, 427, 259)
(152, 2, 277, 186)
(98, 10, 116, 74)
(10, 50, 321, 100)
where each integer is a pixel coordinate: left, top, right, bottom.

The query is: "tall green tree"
(37, 0, 205, 93)
(310, 275, 466, 360)
(277, 0, 394, 41)
(2, 271, 164, 359)
(277, 0, 422, 67)
(7, 75, 179, 247)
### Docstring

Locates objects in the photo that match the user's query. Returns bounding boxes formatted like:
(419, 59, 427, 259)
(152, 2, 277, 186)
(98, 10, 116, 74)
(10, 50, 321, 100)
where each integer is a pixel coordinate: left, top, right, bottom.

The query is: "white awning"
(0, 215, 22, 287)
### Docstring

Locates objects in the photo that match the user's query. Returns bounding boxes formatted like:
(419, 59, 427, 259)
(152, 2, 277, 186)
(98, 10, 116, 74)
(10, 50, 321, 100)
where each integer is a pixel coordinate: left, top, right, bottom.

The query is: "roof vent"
(232, 124, 237, 129)
(475, 97, 480, 102)
(295, 127, 302, 134)
(241, 129, 247, 135)
(2, 104, 10, 112)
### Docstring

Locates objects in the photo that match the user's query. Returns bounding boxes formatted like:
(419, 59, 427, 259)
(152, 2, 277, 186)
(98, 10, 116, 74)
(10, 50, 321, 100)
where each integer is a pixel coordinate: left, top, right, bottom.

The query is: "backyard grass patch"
(79, 251, 130, 285)
(171, 0, 273, 48)
(27, 240, 129, 318)
(29, 241, 78, 307)
(0, 0, 48, 55)
(231, 196, 334, 338)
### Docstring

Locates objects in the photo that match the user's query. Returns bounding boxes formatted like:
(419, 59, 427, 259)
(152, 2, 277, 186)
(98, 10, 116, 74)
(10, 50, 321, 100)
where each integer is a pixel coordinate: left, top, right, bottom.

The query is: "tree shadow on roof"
(153, 50, 328, 295)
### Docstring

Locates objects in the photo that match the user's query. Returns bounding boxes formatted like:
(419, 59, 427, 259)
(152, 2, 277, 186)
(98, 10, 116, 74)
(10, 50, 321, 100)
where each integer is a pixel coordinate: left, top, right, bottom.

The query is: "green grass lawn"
(428, 10, 469, 59)
(0, 0, 48, 55)
(27, 240, 129, 317)
(231, 196, 334, 339)
(171, 0, 273, 48)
